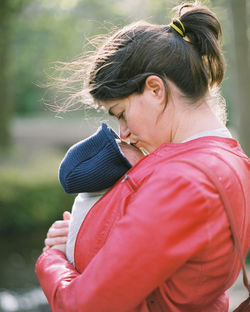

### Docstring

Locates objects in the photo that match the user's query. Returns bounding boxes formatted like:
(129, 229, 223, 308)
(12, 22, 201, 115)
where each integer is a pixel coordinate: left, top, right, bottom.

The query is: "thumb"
(63, 211, 71, 221)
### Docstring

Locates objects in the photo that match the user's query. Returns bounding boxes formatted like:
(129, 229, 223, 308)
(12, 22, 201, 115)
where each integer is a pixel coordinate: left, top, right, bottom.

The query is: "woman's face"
(103, 88, 170, 153)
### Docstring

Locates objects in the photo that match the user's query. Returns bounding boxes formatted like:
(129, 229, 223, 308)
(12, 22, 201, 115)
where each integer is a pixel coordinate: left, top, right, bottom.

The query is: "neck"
(164, 91, 224, 143)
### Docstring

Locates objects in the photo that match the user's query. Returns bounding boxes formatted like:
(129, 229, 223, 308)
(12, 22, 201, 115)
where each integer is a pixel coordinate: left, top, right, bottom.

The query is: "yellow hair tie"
(170, 19, 185, 37)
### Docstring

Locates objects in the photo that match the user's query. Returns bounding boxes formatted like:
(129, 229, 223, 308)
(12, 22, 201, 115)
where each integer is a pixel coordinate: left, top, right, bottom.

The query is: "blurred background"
(0, 0, 249, 311)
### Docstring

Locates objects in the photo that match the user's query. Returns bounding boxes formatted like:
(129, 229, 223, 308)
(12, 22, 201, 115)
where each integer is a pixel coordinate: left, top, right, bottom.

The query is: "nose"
(119, 121, 130, 140)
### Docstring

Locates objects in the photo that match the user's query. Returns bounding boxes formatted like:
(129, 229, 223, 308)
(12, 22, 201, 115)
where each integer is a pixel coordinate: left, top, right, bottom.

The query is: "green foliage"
(0, 173, 74, 234)
(6, 0, 236, 117)
(0, 148, 75, 235)
(9, 0, 128, 116)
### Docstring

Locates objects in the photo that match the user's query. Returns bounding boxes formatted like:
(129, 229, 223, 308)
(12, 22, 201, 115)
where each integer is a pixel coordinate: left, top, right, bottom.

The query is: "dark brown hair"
(87, 2, 225, 103)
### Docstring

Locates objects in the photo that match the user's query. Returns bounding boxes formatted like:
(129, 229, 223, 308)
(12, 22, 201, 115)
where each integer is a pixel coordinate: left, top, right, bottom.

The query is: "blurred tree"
(230, 0, 250, 156)
(0, 0, 30, 148)
(9, 0, 126, 117)
(0, 1, 11, 147)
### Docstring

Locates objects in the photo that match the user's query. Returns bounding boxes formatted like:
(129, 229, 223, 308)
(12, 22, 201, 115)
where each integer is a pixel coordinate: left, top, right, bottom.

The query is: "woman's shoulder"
(130, 136, 249, 196)
(139, 137, 248, 170)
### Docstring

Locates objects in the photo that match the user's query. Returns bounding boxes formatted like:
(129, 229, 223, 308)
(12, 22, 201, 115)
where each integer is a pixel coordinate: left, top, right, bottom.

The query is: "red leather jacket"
(36, 137, 250, 312)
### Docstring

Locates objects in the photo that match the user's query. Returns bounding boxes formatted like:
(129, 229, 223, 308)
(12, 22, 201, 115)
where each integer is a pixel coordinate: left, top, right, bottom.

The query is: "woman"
(36, 2, 250, 311)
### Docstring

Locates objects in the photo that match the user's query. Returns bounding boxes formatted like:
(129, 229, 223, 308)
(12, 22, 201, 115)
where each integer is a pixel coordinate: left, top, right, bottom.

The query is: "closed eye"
(107, 105, 125, 121)
(118, 112, 124, 120)
(108, 110, 124, 120)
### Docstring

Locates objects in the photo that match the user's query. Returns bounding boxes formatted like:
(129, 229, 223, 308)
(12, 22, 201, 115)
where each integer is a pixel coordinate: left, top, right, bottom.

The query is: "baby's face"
(118, 141, 144, 166)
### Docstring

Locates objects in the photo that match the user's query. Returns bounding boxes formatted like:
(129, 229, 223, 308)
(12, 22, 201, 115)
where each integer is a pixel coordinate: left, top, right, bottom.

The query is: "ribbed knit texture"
(59, 123, 132, 194)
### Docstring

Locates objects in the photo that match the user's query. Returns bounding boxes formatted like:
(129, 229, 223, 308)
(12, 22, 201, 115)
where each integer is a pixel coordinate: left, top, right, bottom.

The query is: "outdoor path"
(11, 115, 113, 148)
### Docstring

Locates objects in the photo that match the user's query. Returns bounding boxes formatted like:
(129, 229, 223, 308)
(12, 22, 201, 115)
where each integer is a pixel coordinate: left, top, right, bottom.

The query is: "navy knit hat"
(59, 123, 132, 193)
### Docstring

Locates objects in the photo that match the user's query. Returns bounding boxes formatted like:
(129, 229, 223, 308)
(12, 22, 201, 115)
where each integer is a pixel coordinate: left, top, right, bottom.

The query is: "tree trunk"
(0, 1, 11, 148)
(230, 0, 250, 156)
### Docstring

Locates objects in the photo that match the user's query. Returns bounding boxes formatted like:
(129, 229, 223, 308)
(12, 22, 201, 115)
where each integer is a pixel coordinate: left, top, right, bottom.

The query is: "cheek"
(127, 114, 145, 134)
(126, 100, 154, 136)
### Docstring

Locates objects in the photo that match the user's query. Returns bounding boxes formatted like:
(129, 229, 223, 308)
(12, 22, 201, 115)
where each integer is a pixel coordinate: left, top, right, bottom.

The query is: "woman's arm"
(36, 163, 211, 312)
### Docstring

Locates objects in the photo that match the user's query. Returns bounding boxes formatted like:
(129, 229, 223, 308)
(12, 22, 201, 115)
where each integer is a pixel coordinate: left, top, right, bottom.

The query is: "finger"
(63, 211, 71, 221)
(47, 227, 69, 238)
(45, 236, 68, 247)
(45, 237, 67, 248)
(52, 220, 70, 229)
(51, 244, 66, 254)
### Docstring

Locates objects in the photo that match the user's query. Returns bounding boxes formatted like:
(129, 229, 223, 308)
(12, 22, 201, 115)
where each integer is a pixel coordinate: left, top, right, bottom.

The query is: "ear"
(144, 75, 167, 102)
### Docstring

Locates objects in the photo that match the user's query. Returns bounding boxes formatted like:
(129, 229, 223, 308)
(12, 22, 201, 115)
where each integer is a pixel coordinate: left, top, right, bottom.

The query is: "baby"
(59, 123, 144, 266)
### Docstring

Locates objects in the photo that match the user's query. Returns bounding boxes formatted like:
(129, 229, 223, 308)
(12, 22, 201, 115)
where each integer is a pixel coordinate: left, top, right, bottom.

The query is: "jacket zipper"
(121, 174, 137, 192)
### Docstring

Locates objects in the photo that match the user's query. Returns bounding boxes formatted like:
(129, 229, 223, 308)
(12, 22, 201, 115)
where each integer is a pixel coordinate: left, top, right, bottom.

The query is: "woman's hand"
(43, 211, 71, 254)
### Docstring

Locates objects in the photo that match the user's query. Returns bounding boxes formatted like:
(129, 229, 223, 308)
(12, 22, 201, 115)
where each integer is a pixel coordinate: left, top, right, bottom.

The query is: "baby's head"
(59, 123, 145, 194)
(118, 141, 144, 166)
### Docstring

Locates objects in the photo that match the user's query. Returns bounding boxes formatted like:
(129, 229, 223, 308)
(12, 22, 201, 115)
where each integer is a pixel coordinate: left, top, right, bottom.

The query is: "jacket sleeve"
(36, 163, 212, 312)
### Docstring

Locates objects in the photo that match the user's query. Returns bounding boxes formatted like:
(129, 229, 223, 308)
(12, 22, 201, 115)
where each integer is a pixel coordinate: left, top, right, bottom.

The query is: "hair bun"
(170, 19, 186, 37)
(173, 2, 225, 87)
